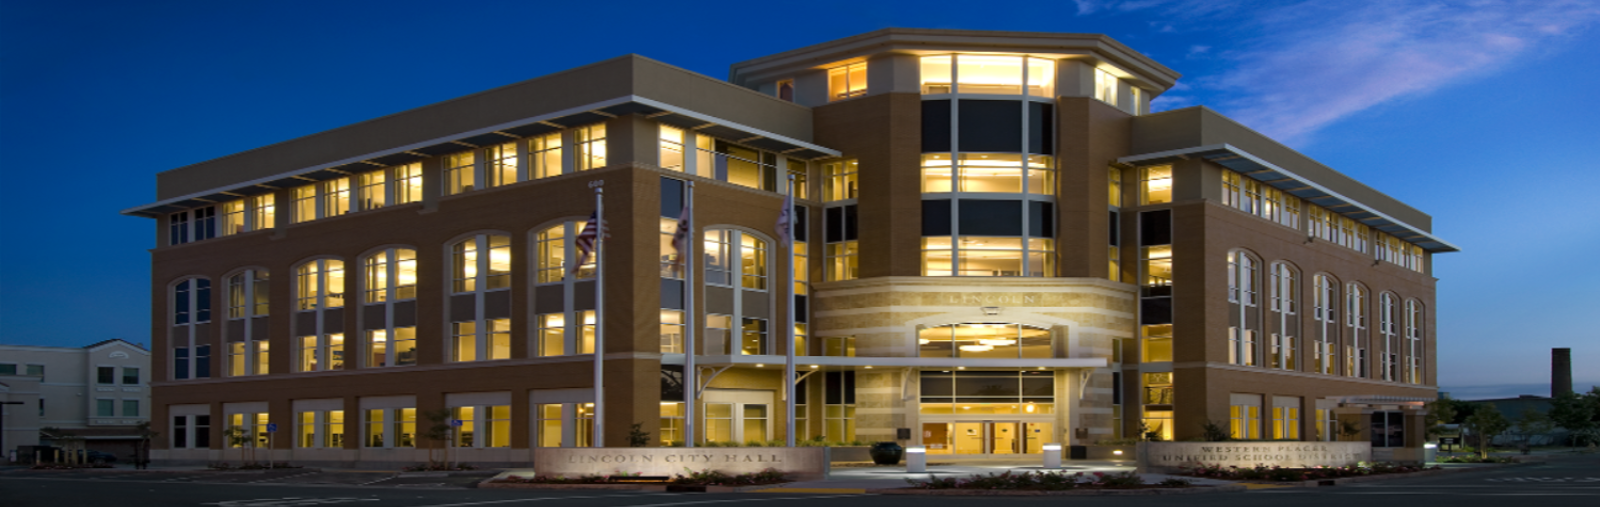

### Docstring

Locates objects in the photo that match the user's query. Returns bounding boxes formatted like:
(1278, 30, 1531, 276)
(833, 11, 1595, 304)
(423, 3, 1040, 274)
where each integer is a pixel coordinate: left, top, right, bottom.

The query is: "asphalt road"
(1, 454, 1595, 507)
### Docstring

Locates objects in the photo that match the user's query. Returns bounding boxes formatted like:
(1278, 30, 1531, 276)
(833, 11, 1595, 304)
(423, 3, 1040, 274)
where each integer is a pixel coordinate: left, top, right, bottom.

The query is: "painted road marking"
(203, 498, 379, 506)
(755, 488, 868, 493)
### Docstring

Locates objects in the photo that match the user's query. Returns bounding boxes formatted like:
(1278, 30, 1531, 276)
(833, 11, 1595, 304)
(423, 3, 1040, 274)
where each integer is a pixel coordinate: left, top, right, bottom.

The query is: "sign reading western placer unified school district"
(1136, 441, 1371, 472)
(532, 448, 830, 480)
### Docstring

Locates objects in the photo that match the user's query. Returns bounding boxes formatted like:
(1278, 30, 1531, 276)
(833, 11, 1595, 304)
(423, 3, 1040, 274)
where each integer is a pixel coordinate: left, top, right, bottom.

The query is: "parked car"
(84, 450, 117, 464)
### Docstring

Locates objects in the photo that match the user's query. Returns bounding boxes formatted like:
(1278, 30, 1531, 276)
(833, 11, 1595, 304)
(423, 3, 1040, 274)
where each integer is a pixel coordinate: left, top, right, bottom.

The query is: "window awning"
(1119, 144, 1459, 253)
(122, 95, 840, 218)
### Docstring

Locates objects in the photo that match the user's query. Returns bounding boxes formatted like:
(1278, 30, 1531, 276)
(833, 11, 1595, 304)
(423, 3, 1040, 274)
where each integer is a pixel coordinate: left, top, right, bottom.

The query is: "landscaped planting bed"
(1180, 462, 1439, 482)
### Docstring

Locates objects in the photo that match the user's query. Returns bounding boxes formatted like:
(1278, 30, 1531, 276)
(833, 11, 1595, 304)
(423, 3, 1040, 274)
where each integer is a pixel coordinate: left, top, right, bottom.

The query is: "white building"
(1, 339, 151, 462)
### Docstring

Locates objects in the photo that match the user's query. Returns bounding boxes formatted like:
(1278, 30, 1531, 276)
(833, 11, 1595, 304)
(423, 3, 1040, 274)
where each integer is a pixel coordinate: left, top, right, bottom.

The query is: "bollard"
(906, 446, 927, 473)
(1042, 443, 1062, 469)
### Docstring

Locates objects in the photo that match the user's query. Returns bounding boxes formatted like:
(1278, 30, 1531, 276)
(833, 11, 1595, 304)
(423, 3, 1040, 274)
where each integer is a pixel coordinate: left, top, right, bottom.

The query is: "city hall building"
(125, 29, 1452, 465)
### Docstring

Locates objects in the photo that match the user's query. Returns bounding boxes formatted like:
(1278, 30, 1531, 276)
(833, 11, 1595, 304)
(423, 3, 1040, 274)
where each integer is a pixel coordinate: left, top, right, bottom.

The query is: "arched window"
(704, 228, 774, 355)
(296, 259, 345, 311)
(1378, 292, 1399, 381)
(225, 270, 270, 377)
(171, 277, 212, 380)
(449, 234, 512, 363)
(453, 235, 510, 293)
(741, 234, 768, 290)
(294, 259, 346, 373)
(365, 248, 417, 303)
(1405, 300, 1424, 384)
(1311, 275, 1339, 375)
(363, 248, 418, 368)
(917, 323, 1053, 359)
(1227, 251, 1261, 366)
(1346, 284, 1369, 378)
(1268, 262, 1298, 370)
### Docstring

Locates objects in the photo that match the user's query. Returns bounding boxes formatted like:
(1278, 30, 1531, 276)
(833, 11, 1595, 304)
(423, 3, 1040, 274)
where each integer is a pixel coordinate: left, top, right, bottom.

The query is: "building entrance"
(923, 421, 1052, 455)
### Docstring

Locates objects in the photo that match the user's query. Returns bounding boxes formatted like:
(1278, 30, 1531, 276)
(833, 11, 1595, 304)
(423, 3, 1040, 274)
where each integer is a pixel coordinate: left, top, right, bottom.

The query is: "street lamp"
(1, 401, 23, 464)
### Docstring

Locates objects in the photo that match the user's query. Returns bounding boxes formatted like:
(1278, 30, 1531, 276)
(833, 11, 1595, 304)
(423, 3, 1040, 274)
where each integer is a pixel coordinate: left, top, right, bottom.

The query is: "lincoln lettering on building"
(946, 294, 1039, 305)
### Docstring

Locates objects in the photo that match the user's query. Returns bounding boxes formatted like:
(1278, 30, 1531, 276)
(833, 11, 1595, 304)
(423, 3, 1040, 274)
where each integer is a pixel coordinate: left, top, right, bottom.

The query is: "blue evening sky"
(2, 0, 1596, 399)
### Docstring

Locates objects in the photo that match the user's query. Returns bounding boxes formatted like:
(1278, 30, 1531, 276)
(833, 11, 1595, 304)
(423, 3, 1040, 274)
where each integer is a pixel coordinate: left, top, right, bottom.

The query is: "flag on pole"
(775, 191, 793, 247)
(572, 211, 601, 275)
(671, 204, 692, 268)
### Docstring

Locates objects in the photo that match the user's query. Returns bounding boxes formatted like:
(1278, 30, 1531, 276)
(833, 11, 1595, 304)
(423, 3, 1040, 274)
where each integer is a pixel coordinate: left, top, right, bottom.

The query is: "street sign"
(450, 419, 464, 427)
(266, 423, 278, 432)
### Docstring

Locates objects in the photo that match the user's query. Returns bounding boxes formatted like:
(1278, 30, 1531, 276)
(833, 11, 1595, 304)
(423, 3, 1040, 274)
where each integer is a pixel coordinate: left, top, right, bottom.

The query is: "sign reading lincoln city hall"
(534, 448, 829, 480)
(1136, 442, 1371, 472)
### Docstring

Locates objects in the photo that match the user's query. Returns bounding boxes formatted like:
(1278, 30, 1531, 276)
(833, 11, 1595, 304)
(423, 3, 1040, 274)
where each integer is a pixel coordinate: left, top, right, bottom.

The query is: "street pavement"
(0, 453, 1594, 507)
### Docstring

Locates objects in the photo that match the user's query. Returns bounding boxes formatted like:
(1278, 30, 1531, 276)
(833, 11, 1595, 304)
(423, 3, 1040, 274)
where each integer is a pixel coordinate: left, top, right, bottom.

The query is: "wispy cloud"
(1081, 0, 1600, 143)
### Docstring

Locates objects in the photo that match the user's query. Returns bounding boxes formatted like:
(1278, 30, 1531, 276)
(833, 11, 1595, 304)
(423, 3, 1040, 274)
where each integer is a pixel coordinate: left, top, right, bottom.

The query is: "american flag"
(571, 211, 602, 275)
(775, 189, 793, 247)
(670, 204, 691, 268)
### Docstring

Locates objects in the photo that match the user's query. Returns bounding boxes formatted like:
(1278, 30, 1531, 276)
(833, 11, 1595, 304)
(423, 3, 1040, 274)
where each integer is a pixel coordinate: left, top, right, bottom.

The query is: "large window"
(225, 269, 270, 376)
(296, 259, 346, 311)
(1094, 68, 1118, 105)
(1309, 206, 1370, 253)
(252, 194, 276, 230)
(823, 160, 858, 201)
(1221, 169, 1301, 229)
(1312, 274, 1340, 375)
(1346, 283, 1369, 378)
(364, 407, 417, 448)
(537, 224, 593, 283)
(173, 278, 212, 326)
(168, 207, 216, 245)
(1226, 251, 1260, 367)
(1379, 292, 1399, 381)
(740, 234, 767, 290)
(529, 133, 563, 179)
(827, 62, 866, 101)
(364, 248, 418, 303)
(366, 328, 417, 367)
(487, 142, 518, 188)
(922, 154, 1054, 195)
(296, 410, 345, 448)
(221, 200, 246, 236)
(1269, 263, 1299, 371)
(453, 235, 511, 293)
(823, 204, 858, 281)
(575, 124, 606, 171)
(660, 125, 685, 171)
(920, 55, 1054, 97)
(1405, 300, 1424, 384)
(918, 324, 1051, 359)
(1140, 165, 1172, 205)
(445, 152, 476, 195)
(919, 370, 1053, 416)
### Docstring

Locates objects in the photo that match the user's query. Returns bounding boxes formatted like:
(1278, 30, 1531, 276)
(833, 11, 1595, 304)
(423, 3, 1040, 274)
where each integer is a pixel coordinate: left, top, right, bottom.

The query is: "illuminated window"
(529, 133, 563, 179)
(741, 318, 768, 355)
(296, 333, 344, 372)
(920, 55, 1054, 97)
(776, 79, 795, 102)
(1108, 167, 1123, 207)
(825, 241, 858, 282)
(444, 151, 476, 195)
(292, 185, 317, 224)
(1378, 292, 1399, 381)
(824, 203, 858, 281)
(787, 158, 809, 200)
(660, 125, 685, 171)
(718, 141, 771, 190)
(1131, 86, 1144, 115)
(358, 170, 386, 211)
(823, 160, 858, 201)
(295, 410, 344, 448)
(363, 407, 417, 448)
(535, 404, 563, 447)
(323, 178, 350, 217)
(394, 163, 423, 205)
(1405, 300, 1423, 385)
(1227, 251, 1260, 367)
(660, 402, 685, 445)
(450, 322, 476, 363)
(227, 269, 269, 320)
(221, 200, 246, 236)
(660, 310, 684, 354)
(1229, 399, 1261, 440)
(741, 234, 767, 290)
(1312, 274, 1340, 375)
(1270, 263, 1298, 370)
(452, 234, 511, 293)
(917, 323, 1052, 359)
(536, 225, 575, 284)
(1346, 283, 1368, 377)
(487, 142, 518, 187)
(1094, 68, 1118, 105)
(827, 62, 866, 101)
(1142, 324, 1172, 362)
(1273, 404, 1300, 440)
(575, 124, 606, 171)
(1140, 165, 1172, 205)
(705, 229, 733, 287)
(251, 194, 276, 230)
(366, 327, 416, 367)
(364, 248, 417, 303)
(295, 259, 345, 311)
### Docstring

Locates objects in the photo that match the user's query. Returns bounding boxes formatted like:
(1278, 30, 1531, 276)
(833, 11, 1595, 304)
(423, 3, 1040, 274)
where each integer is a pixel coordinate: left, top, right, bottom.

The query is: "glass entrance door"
(925, 421, 1049, 454)
(1024, 422, 1053, 454)
(989, 422, 1019, 454)
(953, 422, 985, 454)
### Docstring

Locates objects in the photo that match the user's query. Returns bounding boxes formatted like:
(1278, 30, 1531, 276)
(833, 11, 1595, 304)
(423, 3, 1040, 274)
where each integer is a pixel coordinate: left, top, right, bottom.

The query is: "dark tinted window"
(793, 205, 808, 242)
(1029, 103, 1054, 155)
(1141, 298, 1173, 325)
(660, 177, 684, 217)
(959, 200, 1023, 236)
(795, 295, 808, 323)
(1029, 201, 1054, 238)
(1109, 211, 1120, 246)
(660, 365, 685, 402)
(825, 207, 842, 243)
(958, 100, 1022, 152)
(1112, 371, 1123, 405)
(843, 205, 858, 240)
(920, 375, 954, 397)
(923, 199, 952, 236)
(922, 100, 952, 152)
(1140, 209, 1172, 246)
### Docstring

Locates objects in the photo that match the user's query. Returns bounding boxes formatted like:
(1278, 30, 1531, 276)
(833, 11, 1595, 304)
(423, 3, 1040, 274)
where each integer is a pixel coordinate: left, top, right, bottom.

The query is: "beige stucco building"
(1, 339, 152, 461)
(122, 28, 1452, 467)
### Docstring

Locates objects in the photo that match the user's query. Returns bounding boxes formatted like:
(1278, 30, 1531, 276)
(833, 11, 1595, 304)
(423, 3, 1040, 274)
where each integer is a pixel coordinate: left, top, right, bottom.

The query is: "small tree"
(1463, 403, 1510, 460)
(1513, 408, 1553, 449)
(1337, 419, 1363, 441)
(421, 409, 453, 467)
(1549, 390, 1597, 448)
(1425, 394, 1459, 438)
(222, 426, 253, 465)
(628, 423, 651, 447)
(1199, 420, 1231, 442)
(135, 421, 159, 468)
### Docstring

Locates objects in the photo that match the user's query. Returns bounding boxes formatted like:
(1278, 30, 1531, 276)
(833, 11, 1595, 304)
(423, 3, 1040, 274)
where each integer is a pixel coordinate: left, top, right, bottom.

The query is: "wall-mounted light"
(981, 307, 1002, 316)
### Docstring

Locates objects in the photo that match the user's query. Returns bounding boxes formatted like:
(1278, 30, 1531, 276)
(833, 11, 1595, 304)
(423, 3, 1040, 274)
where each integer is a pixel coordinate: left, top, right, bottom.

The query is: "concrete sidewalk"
(770, 459, 1232, 491)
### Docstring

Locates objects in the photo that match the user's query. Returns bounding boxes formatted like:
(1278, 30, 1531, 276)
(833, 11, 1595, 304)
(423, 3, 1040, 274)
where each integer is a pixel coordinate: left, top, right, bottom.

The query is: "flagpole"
(593, 186, 605, 448)
(784, 175, 797, 448)
(684, 182, 697, 448)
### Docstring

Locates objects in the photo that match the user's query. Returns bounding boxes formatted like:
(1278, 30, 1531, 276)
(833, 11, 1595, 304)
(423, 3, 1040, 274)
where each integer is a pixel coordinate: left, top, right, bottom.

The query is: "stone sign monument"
(1136, 441, 1371, 473)
(532, 448, 830, 480)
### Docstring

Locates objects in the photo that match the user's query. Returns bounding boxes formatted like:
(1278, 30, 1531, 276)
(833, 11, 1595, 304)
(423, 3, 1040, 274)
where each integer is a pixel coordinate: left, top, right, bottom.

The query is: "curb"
(1228, 460, 1541, 488)
(476, 481, 789, 493)
(866, 485, 1248, 496)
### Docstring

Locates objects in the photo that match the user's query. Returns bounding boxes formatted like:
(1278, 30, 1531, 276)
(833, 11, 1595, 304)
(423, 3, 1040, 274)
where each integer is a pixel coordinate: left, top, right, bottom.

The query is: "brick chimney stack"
(1552, 348, 1572, 397)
